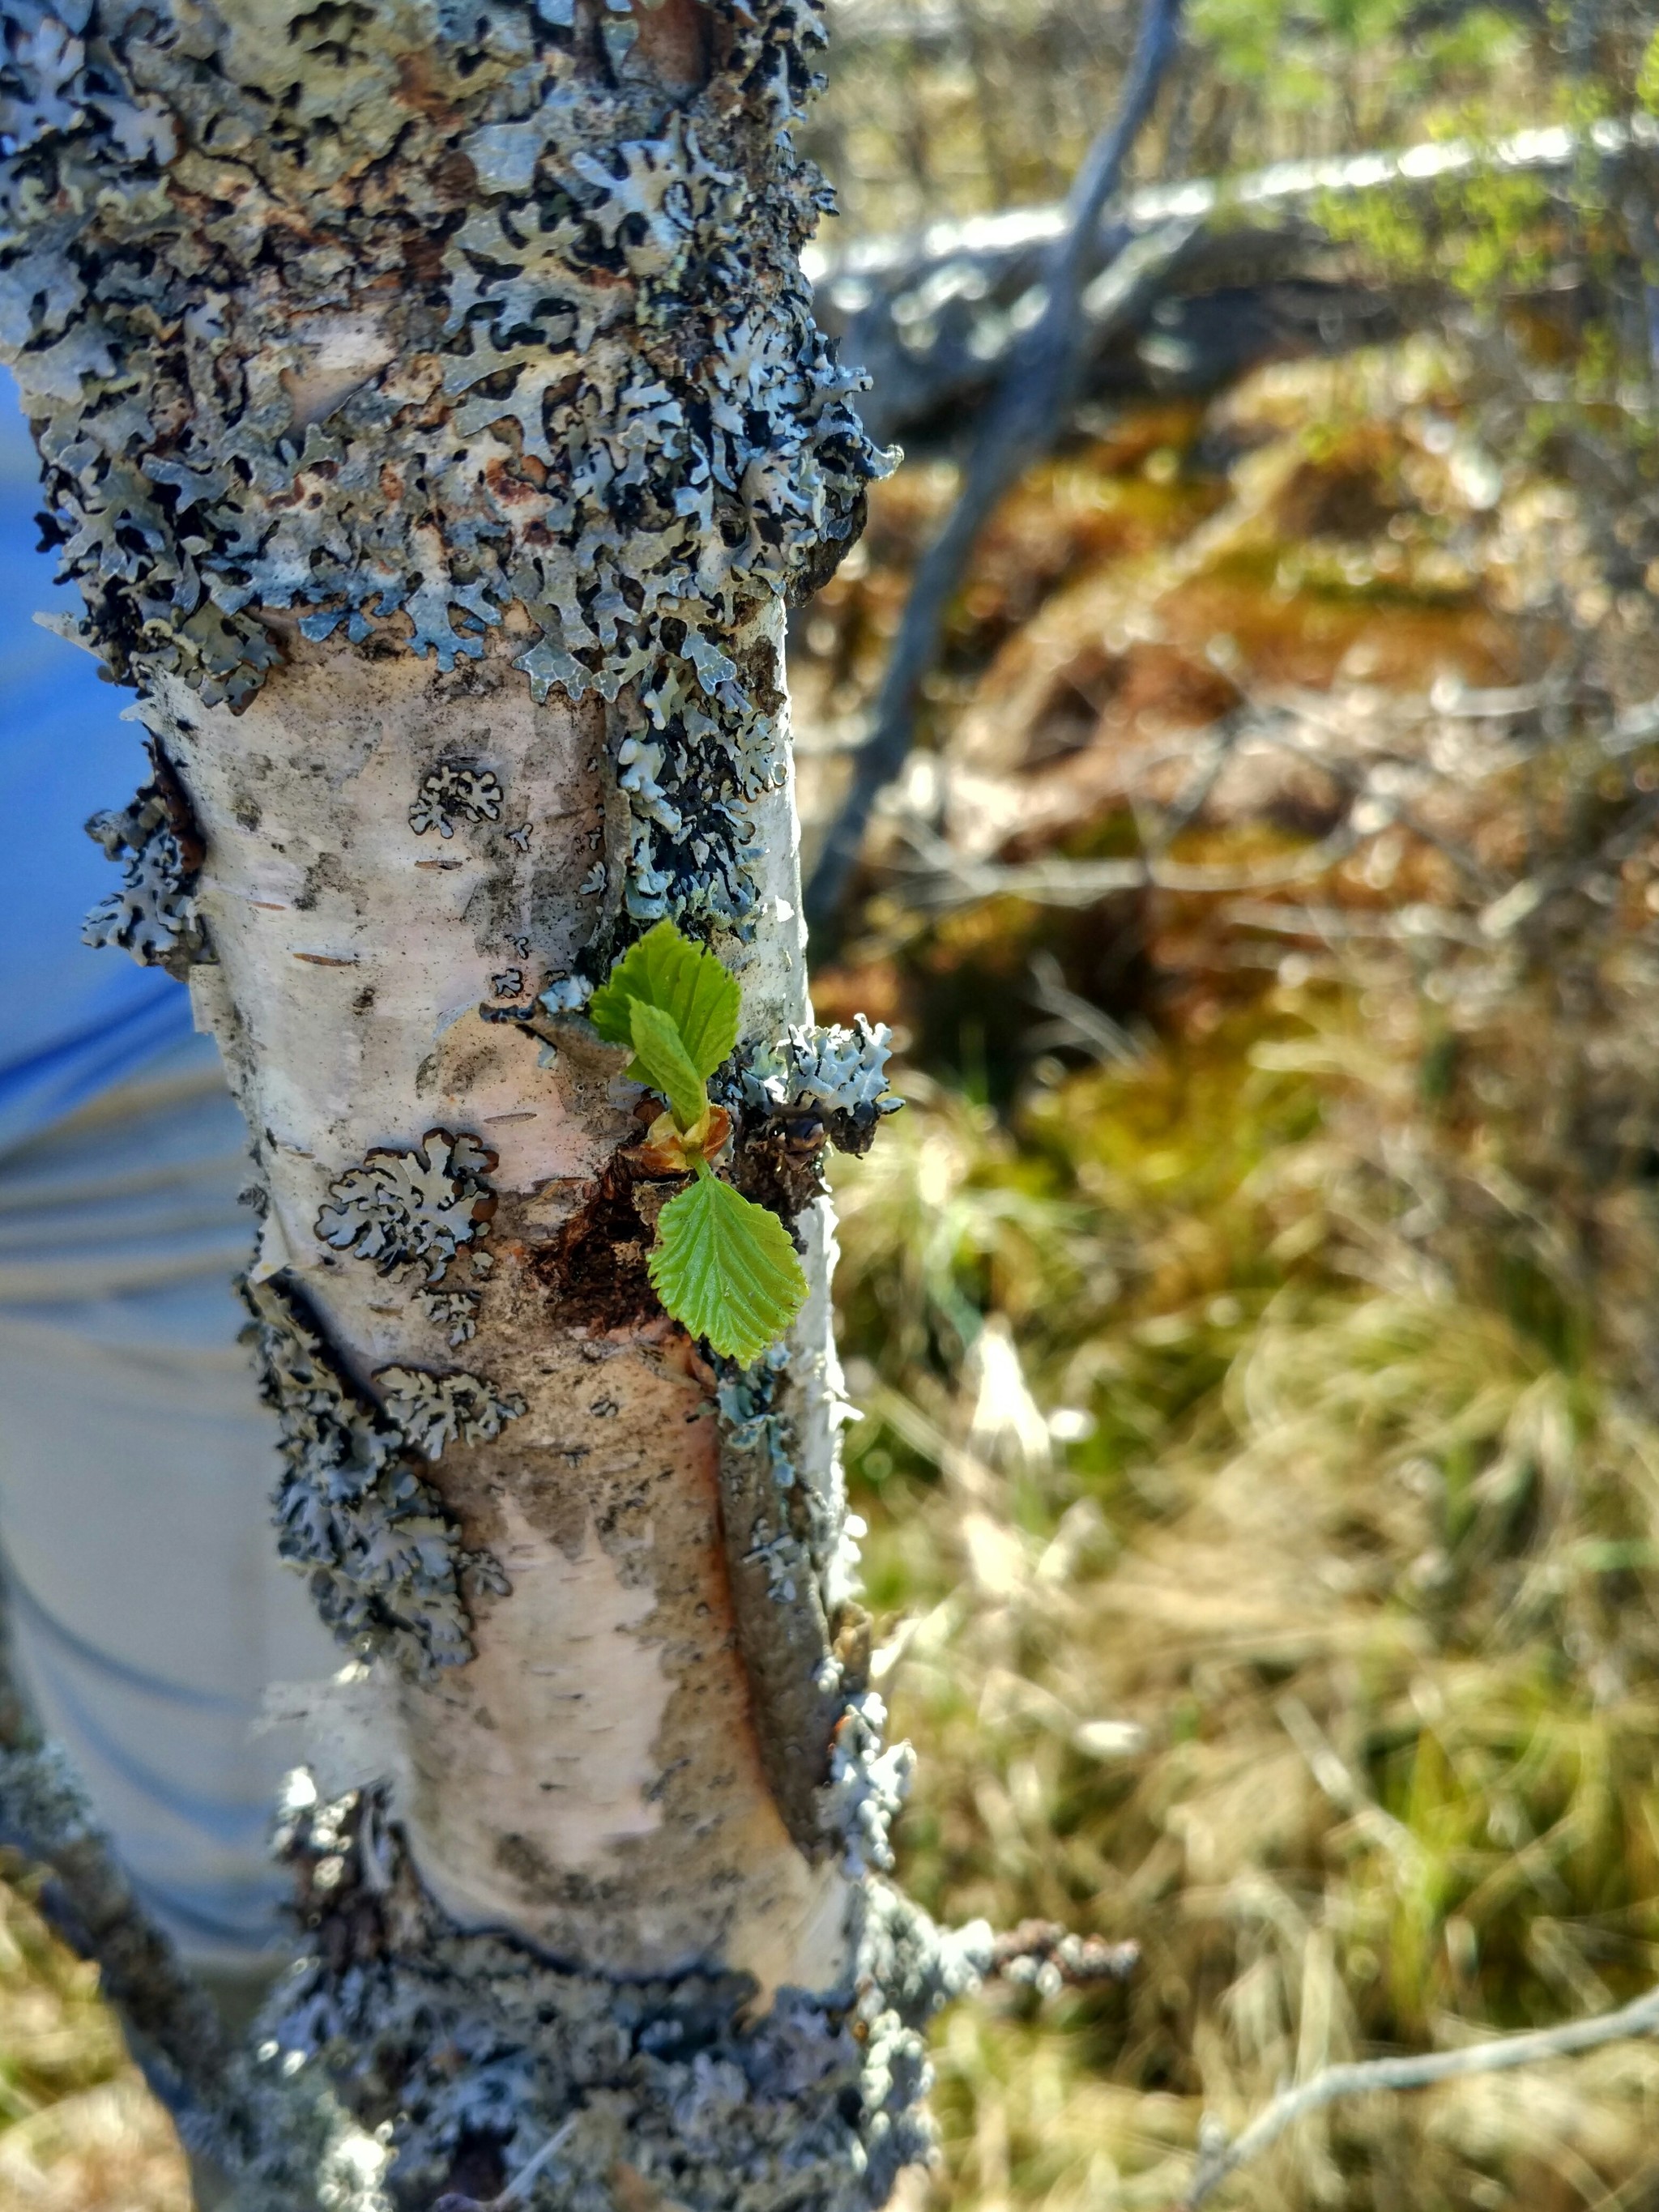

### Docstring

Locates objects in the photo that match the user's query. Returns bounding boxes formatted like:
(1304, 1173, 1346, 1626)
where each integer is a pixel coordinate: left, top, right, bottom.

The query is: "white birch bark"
(172, 629, 847, 1993)
(0, 2, 987, 2204)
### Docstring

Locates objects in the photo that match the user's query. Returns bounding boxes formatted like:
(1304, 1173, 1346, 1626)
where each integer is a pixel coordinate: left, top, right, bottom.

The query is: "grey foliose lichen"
(408, 762, 504, 840)
(718, 1345, 855, 1632)
(715, 1345, 915, 1886)
(265, 1779, 991, 2212)
(374, 1363, 526, 1460)
(538, 973, 594, 1016)
(739, 1016, 902, 1156)
(714, 1348, 848, 1854)
(316, 1130, 498, 1288)
(82, 763, 209, 974)
(821, 1691, 915, 1881)
(241, 1276, 505, 1680)
(0, 0, 889, 934)
(416, 1285, 483, 1349)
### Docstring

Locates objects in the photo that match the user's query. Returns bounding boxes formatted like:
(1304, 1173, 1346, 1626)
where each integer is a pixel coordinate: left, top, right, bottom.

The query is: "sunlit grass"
(0, 1860, 186, 2210)
(831, 963, 1659, 2207)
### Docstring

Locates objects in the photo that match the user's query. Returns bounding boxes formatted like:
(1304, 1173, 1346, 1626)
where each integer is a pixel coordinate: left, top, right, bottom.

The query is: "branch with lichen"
(0, 1609, 389, 2209)
(983, 1920, 1140, 1997)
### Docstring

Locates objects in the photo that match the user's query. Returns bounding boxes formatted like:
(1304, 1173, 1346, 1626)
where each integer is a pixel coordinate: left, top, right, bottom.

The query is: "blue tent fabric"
(0, 1053, 341, 1966)
(0, 379, 337, 1972)
(0, 370, 195, 1159)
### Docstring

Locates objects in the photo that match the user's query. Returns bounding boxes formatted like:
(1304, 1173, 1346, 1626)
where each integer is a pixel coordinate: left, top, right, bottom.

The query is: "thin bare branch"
(1027, 950, 1144, 1067)
(805, 0, 1187, 940)
(1218, 899, 1489, 948)
(1179, 1981, 1659, 2208)
(810, 117, 1659, 443)
(895, 816, 1363, 912)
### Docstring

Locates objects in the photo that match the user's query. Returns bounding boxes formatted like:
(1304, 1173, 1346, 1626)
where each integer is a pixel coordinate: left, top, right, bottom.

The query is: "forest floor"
(9, 334, 1659, 2210)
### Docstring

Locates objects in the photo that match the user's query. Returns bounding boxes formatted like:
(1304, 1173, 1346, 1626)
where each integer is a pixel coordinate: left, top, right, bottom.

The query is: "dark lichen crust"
(241, 1276, 510, 1680)
(0, 0, 889, 932)
(268, 1779, 989, 2212)
(80, 736, 209, 973)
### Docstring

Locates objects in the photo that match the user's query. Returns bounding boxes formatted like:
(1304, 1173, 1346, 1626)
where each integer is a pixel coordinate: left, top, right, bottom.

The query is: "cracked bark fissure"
(0, 3, 987, 2204)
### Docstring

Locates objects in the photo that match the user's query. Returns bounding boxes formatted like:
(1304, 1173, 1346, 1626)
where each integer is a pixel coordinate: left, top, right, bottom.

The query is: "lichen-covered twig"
(1178, 1983, 1659, 2209)
(804, 0, 1186, 937)
(984, 1920, 1139, 1997)
(0, 1606, 394, 2205)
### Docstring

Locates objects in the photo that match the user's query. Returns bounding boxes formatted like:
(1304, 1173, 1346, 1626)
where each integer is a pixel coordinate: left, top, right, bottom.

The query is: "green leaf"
(648, 1172, 808, 1365)
(588, 918, 741, 1080)
(1642, 28, 1659, 114)
(628, 999, 707, 1130)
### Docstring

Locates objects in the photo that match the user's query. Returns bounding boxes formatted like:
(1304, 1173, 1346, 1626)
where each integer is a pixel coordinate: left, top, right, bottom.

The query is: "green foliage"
(628, 999, 707, 1130)
(1192, 0, 1522, 109)
(1316, 161, 1555, 302)
(596, 920, 806, 1364)
(650, 1169, 810, 1366)
(588, 917, 741, 1083)
(1639, 28, 1659, 113)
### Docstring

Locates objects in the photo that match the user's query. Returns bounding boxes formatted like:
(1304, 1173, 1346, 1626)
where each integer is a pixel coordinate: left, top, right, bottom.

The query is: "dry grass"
(0, 1860, 187, 2211)
(833, 1009, 1659, 2208)
(810, 324, 1659, 2206)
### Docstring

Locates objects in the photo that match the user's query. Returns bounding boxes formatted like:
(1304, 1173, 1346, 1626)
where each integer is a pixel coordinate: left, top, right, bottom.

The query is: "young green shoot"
(588, 920, 808, 1366)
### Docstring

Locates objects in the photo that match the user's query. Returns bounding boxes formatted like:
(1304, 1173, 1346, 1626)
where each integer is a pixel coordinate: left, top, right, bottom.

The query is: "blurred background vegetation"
(12, 2, 1659, 2207)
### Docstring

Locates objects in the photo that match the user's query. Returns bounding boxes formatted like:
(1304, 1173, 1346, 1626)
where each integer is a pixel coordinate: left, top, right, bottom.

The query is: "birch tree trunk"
(0, 4, 983, 2204)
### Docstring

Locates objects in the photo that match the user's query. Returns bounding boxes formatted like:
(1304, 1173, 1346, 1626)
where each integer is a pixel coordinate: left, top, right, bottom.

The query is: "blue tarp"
(0, 372, 194, 1158)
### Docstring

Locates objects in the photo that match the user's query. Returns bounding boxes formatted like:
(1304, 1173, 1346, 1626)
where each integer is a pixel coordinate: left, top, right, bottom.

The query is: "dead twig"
(1178, 1982, 1659, 2208)
(1027, 950, 1144, 1068)
(805, 0, 1187, 940)
(986, 1918, 1141, 1994)
(895, 816, 1363, 911)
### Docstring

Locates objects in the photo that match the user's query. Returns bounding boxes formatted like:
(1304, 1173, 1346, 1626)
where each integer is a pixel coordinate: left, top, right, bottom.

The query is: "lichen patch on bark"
(0, 0, 889, 932)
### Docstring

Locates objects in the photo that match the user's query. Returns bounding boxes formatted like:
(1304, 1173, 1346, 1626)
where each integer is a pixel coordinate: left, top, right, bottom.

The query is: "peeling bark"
(0, 2, 979, 2202)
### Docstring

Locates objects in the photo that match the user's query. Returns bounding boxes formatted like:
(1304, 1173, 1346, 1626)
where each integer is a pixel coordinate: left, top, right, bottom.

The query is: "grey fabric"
(0, 1034, 339, 1969)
